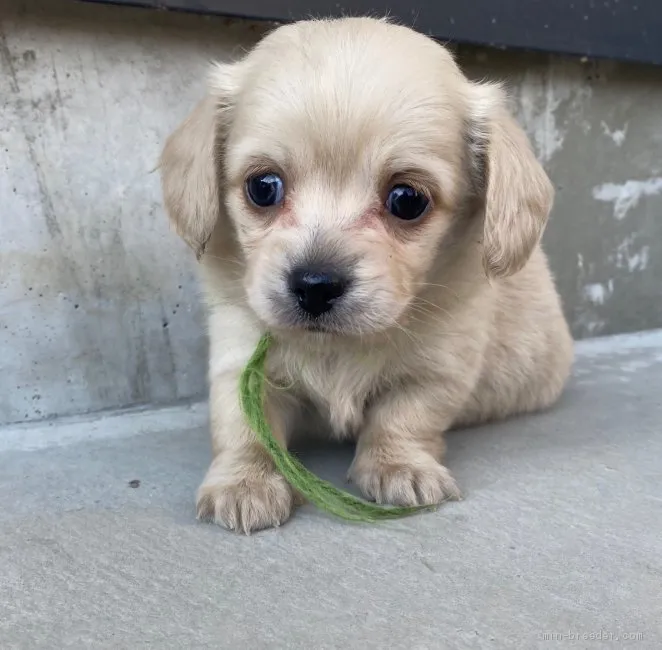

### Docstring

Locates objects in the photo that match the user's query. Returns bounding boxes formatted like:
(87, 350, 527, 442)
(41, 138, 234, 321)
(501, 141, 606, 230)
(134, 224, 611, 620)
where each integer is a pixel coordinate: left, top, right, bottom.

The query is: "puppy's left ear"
(468, 82, 554, 278)
(159, 61, 244, 259)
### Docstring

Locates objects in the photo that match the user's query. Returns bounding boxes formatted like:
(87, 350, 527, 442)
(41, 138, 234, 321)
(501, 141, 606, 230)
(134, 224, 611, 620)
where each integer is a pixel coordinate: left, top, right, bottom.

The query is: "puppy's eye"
(246, 173, 284, 208)
(386, 184, 430, 221)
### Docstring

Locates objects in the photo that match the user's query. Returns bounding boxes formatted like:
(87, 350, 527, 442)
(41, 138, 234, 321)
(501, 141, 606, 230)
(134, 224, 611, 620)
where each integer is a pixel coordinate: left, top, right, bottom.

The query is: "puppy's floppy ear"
(159, 61, 243, 259)
(468, 82, 554, 278)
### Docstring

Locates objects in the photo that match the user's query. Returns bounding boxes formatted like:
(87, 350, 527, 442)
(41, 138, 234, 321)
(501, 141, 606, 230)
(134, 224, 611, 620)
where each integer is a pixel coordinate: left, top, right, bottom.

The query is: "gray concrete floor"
(1, 331, 661, 649)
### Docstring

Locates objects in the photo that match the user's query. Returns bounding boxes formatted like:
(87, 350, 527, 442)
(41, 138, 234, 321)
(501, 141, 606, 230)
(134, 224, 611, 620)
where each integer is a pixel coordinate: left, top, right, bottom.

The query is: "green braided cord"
(239, 333, 435, 523)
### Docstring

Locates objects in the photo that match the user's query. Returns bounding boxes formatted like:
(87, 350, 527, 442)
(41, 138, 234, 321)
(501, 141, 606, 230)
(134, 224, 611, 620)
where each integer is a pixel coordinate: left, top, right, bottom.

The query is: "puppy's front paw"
(349, 452, 461, 507)
(196, 459, 294, 534)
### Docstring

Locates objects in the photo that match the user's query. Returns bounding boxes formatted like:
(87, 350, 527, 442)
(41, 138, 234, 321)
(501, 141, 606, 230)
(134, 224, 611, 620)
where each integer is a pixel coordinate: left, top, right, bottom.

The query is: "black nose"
(288, 269, 347, 317)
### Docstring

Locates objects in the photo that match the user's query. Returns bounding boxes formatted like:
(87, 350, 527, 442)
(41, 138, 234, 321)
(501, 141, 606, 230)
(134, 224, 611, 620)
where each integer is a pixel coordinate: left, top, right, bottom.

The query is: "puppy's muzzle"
(288, 267, 348, 317)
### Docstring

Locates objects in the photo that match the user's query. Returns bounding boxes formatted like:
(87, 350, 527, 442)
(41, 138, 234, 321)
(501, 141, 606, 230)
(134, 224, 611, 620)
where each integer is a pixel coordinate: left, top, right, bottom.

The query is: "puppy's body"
(160, 17, 574, 533)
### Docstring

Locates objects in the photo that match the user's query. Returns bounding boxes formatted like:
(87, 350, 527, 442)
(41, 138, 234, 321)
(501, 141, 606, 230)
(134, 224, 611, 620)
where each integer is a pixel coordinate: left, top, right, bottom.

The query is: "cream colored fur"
(159, 17, 574, 534)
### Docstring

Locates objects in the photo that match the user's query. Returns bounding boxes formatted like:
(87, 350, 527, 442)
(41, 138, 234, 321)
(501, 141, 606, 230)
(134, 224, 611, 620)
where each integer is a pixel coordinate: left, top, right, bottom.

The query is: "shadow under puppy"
(159, 17, 574, 534)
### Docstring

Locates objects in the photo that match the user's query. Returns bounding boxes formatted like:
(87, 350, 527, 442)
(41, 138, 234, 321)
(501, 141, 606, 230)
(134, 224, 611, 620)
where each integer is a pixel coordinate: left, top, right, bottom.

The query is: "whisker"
(404, 308, 465, 338)
(411, 297, 457, 323)
(395, 324, 424, 346)
(202, 253, 245, 269)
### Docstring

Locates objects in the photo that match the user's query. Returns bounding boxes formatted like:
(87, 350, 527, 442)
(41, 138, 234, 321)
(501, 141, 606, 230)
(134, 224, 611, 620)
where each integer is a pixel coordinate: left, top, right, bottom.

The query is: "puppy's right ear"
(159, 62, 243, 259)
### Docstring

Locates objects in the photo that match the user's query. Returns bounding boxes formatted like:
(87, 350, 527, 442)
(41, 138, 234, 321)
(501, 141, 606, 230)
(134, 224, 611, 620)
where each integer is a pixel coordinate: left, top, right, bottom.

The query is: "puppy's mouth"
(270, 305, 401, 339)
(283, 313, 348, 336)
(262, 297, 361, 337)
(301, 321, 331, 333)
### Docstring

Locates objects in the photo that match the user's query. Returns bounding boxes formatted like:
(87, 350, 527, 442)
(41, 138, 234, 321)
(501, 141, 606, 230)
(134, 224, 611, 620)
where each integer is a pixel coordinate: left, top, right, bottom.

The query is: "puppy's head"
(160, 18, 553, 336)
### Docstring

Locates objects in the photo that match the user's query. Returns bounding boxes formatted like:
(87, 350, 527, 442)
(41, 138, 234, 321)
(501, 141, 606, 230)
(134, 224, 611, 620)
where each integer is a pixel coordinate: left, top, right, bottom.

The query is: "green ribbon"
(239, 333, 434, 522)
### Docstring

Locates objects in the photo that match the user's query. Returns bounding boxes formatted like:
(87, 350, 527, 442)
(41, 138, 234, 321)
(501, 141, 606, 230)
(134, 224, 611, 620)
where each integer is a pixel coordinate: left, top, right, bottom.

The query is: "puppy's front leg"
(196, 310, 295, 534)
(349, 382, 462, 507)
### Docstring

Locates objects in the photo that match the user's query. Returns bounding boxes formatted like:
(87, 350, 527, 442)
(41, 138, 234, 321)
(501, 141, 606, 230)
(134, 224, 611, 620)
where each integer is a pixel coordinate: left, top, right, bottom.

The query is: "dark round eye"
(246, 173, 284, 207)
(386, 184, 430, 221)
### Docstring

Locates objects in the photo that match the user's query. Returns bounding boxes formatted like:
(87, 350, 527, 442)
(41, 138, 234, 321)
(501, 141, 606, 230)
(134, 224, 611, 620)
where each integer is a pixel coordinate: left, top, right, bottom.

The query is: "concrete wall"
(1, 0, 661, 425)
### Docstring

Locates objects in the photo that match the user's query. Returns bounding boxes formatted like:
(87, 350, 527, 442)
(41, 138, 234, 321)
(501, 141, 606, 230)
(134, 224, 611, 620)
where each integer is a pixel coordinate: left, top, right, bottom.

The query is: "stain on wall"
(1, 1, 661, 424)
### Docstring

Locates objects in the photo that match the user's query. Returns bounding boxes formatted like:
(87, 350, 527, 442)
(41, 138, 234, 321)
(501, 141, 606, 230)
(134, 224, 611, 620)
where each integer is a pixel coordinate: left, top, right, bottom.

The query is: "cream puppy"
(160, 17, 574, 534)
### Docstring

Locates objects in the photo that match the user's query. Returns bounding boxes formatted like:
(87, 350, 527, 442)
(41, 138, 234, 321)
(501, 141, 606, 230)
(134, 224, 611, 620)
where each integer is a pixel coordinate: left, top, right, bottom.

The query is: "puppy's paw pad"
(196, 472, 294, 534)
(350, 457, 461, 507)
